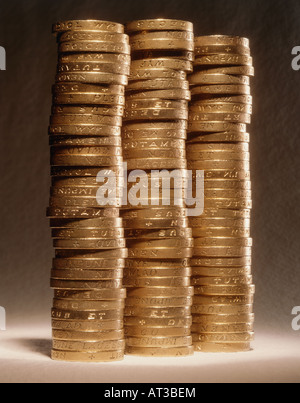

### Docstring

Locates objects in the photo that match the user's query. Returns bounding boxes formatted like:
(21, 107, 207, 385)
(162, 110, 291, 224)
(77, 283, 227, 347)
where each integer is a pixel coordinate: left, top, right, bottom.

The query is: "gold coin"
(125, 346, 194, 357)
(200, 198, 252, 210)
(193, 295, 254, 305)
(190, 74, 250, 86)
(124, 121, 187, 131)
(193, 238, 253, 247)
(194, 284, 255, 296)
(125, 99, 188, 110)
(124, 148, 186, 159)
(128, 248, 193, 259)
(49, 195, 122, 208)
(57, 61, 130, 76)
(124, 108, 188, 121)
(192, 322, 254, 334)
(47, 207, 120, 219)
(52, 339, 125, 352)
(53, 20, 125, 34)
(131, 58, 193, 72)
(51, 166, 123, 177)
(126, 287, 194, 298)
(51, 114, 123, 126)
(125, 89, 191, 101)
(51, 279, 123, 291)
(56, 72, 128, 85)
(123, 138, 186, 149)
(53, 93, 126, 106)
(124, 277, 191, 288)
(49, 136, 123, 147)
(59, 53, 130, 64)
(130, 39, 194, 52)
(191, 84, 251, 96)
(50, 155, 123, 166)
(130, 69, 186, 80)
(49, 123, 122, 136)
(52, 83, 126, 96)
(50, 217, 123, 229)
(131, 31, 194, 41)
(124, 228, 192, 239)
(53, 289, 127, 300)
(53, 238, 126, 250)
(197, 180, 252, 190)
(198, 66, 254, 76)
(122, 217, 189, 229)
(126, 336, 192, 348)
(193, 313, 254, 324)
(58, 31, 129, 43)
(58, 41, 130, 55)
(51, 227, 124, 239)
(52, 319, 124, 331)
(51, 309, 124, 321)
(126, 79, 189, 91)
(51, 269, 124, 281)
(53, 299, 125, 311)
(56, 249, 128, 259)
(194, 54, 253, 66)
(125, 306, 191, 317)
(192, 304, 253, 316)
(126, 259, 189, 269)
(194, 44, 250, 56)
(52, 329, 124, 341)
(126, 296, 193, 308)
(193, 246, 252, 258)
(190, 102, 252, 114)
(192, 275, 253, 286)
(192, 228, 251, 238)
(125, 326, 191, 338)
(127, 238, 194, 249)
(51, 349, 124, 362)
(126, 19, 194, 33)
(51, 145, 122, 156)
(189, 111, 251, 124)
(191, 256, 252, 268)
(51, 175, 123, 187)
(193, 332, 254, 343)
(195, 35, 249, 47)
(126, 158, 187, 170)
(124, 316, 193, 328)
(127, 267, 192, 279)
(188, 161, 250, 171)
(194, 342, 251, 353)
(53, 258, 125, 270)
(188, 131, 250, 143)
(188, 122, 246, 133)
(192, 266, 252, 277)
(190, 220, 251, 231)
(123, 129, 187, 140)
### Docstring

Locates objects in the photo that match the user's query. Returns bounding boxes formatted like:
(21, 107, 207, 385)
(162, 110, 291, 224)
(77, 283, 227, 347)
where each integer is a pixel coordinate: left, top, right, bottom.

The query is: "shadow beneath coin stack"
(11, 338, 52, 358)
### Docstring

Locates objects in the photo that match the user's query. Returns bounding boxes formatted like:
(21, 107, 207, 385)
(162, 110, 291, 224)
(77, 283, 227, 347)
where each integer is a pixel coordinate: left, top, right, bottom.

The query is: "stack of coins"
(121, 19, 195, 357)
(47, 20, 131, 362)
(187, 35, 255, 353)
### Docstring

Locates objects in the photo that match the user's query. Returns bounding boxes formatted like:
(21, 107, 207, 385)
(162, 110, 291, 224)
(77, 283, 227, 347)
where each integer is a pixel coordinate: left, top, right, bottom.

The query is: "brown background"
(0, 0, 299, 336)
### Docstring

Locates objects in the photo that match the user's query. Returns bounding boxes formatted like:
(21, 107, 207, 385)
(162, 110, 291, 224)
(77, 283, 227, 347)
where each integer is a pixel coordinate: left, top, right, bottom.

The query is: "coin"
(58, 31, 129, 43)
(53, 299, 125, 310)
(192, 304, 253, 316)
(131, 58, 193, 72)
(192, 322, 254, 334)
(51, 269, 124, 281)
(53, 20, 125, 34)
(52, 339, 125, 352)
(125, 296, 193, 308)
(124, 306, 191, 318)
(125, 346, 194, 357)
(192, 276, 253, 286)
(56, 249, 128, 259)
(126, 19, 194, 33)
(194, 44, 250, 56)
(51, 349, 124, 362)
(193, 313, 255, 324)
(124, 277, 191, 288)
(126, 336, 192, 348)
(53, 258, 125, 270)
(194, 342, 251, 353)
(54, 289, 127, 300)
(124, 316, 193, 327)
(52, 319, 124, 331)
(126, 287, 194, 298)
(125, 326, 191, 337)
(52, 329, 124, 341)
(51, 279, 123, 290)
(51, 309, 124, 321)
(194, 284, 255, 296)
(192, 332, 255, 343)
(57, 61, 130, 76)
(192, 266, 252, 277)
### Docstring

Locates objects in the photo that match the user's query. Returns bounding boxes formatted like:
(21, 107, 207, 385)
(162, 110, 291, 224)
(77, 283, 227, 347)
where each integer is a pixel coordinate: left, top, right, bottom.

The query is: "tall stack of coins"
(47, 20, 130, 362)
(187, 35, 255, 353)
(121, 19, 195, 357)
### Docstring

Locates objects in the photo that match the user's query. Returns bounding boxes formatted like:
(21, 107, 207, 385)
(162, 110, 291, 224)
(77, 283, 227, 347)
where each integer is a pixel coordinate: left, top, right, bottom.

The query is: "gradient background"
(0, 0, 299, 340)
